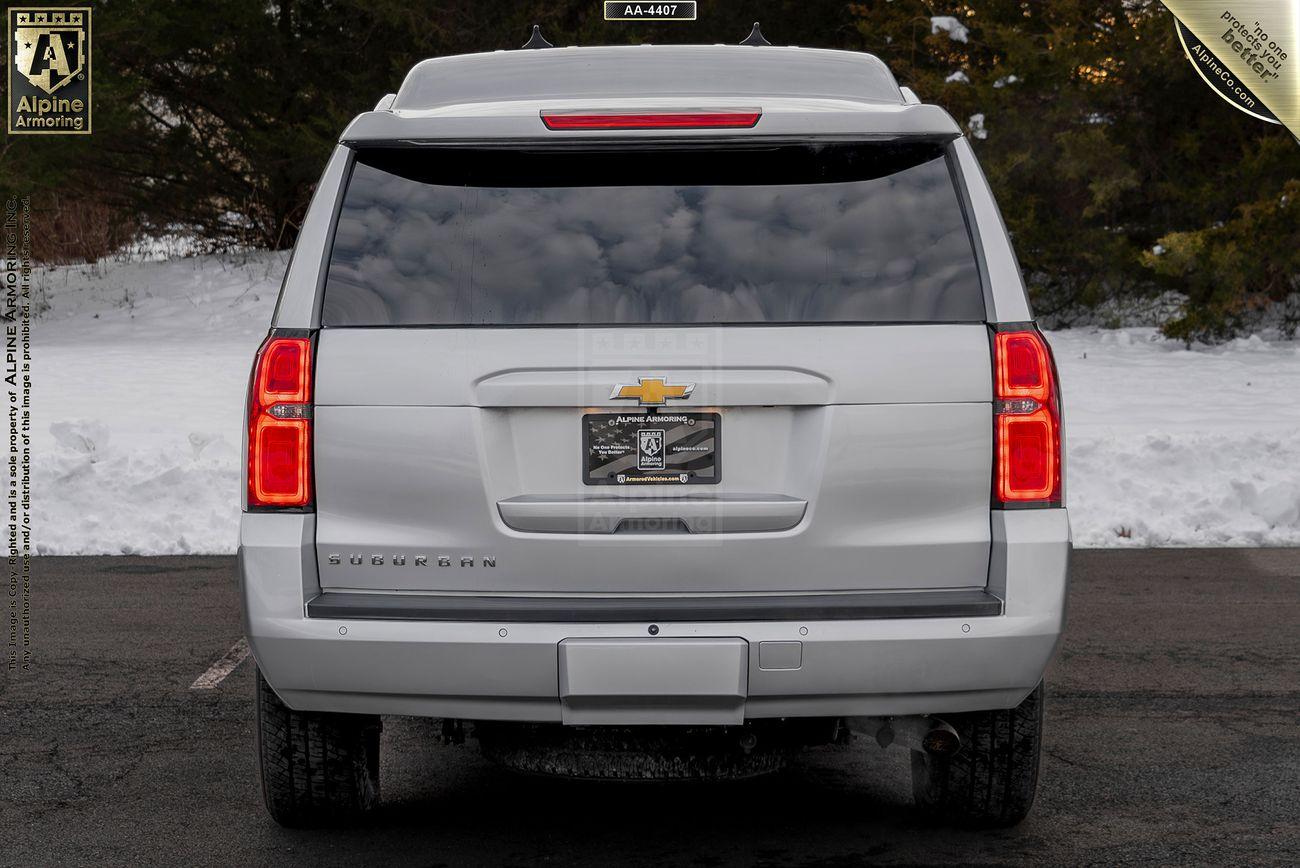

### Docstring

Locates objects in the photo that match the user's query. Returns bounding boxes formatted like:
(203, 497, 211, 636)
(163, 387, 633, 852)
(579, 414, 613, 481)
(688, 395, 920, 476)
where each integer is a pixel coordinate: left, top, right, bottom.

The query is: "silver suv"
(242, 39, 1070, 829)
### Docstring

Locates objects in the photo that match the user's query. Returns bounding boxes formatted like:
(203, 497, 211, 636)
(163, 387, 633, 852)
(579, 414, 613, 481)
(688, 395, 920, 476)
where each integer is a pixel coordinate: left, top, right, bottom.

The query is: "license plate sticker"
(583, 412, 720, 485)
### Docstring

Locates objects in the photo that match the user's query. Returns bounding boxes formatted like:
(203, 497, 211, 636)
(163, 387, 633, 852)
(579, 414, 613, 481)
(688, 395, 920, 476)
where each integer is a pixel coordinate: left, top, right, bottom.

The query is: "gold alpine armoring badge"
(1162, 1, 1296, 136)
(7, 7, 91, 135)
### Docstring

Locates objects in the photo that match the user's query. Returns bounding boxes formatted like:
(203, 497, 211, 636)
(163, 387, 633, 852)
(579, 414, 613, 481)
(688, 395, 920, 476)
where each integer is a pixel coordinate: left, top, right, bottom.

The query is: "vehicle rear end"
(240, 44, 1069, 828)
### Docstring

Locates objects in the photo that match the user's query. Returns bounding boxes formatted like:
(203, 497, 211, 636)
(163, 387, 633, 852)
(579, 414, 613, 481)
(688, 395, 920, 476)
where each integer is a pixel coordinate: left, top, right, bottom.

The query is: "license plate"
(583, 412, 720, 485)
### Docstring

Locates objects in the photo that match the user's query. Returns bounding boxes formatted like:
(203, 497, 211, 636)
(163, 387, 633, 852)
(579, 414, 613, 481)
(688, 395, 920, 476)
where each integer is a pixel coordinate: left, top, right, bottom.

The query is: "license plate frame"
(582, 411, 721, 486)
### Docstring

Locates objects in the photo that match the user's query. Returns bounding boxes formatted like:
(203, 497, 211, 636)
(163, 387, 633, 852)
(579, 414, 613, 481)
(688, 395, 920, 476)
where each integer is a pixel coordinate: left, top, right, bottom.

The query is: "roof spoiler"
(341, 102, 961, 143)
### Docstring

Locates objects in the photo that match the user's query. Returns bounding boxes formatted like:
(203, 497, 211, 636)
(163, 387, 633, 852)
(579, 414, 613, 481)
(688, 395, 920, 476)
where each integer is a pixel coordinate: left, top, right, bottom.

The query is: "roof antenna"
(740, 21, 771, 46)
(522, 24, 553, 49)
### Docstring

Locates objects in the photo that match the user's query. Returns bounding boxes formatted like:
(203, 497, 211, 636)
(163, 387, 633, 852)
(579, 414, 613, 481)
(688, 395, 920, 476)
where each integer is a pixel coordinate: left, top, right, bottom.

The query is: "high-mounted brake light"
(993, 327, 1062, 506)
(540, 108, 762, 130)
(247, 335, 313, 508)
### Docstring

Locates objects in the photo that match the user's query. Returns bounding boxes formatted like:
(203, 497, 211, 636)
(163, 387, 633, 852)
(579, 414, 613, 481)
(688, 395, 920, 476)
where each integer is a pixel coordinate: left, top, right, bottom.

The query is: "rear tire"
(255, 667, 381, 827)
(910, 682, 1044, 827)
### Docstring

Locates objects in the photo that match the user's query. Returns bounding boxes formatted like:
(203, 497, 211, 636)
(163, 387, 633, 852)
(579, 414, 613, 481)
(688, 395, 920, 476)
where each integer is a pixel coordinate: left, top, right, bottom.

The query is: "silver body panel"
(558, 638, 749, 724)
(392, 46, 906, 109)
(312, 326, 993, 407)
(311, 326, 994, 595)
(496, 493, 809, 535)
(243, 43, 1070, 723)
(241, 509, 1069, 721)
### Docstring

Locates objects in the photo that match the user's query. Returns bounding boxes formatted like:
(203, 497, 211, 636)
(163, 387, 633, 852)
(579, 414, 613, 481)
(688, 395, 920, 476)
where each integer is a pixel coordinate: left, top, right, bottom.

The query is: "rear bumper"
(240, 510, 1070, 722)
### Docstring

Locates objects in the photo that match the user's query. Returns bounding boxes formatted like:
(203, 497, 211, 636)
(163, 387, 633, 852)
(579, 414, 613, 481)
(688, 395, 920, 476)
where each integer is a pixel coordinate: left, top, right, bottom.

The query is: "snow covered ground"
(34, 253, 1300, 554)
(1051, 329, 1300, 546)
(36, 253, 285, 555)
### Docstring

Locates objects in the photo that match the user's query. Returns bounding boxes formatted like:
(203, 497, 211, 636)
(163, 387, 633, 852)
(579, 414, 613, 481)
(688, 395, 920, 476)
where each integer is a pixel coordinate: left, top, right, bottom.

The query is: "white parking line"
(190, 638, 251, 690)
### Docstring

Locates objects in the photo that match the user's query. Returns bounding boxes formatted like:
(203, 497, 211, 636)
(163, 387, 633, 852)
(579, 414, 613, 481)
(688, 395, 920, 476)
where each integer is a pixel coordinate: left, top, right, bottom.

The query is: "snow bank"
(32, 256, 1300, 553)
(1049, 329, 1300, 547)
(35, 253, 284, 554)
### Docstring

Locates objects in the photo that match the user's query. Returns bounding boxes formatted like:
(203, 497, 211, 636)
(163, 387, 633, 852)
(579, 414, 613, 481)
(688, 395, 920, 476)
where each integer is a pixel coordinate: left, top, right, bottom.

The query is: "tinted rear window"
(322, 142, 985, 327)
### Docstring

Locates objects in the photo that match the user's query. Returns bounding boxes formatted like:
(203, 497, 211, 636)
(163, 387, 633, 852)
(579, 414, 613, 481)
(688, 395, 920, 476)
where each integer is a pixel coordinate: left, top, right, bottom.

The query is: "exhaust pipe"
(845, 715, 962, 757)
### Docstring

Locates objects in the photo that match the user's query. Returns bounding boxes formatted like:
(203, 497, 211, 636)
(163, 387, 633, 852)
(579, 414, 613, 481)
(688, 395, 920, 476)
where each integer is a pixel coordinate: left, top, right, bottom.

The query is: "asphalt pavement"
(2, 549, 1297, 866)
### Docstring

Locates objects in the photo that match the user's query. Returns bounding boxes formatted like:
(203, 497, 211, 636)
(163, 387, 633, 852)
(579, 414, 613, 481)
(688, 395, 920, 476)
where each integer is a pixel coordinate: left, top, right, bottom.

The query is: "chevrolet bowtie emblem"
(610, 377, 695, 406)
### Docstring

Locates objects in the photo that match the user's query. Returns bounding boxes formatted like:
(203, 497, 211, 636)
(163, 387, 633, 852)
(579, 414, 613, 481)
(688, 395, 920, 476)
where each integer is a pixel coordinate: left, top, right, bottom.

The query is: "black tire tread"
(910, 682, 1044, 828)
(255, 667, 381, 827)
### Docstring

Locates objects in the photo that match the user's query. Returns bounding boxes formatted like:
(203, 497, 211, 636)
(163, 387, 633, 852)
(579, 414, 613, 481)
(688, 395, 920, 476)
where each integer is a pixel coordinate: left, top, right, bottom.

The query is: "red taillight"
(996, 332, 1051, 403)
(540, 108, 762, 130)
(248, 335, 312, 508)
(993, 328, 1061, 506)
